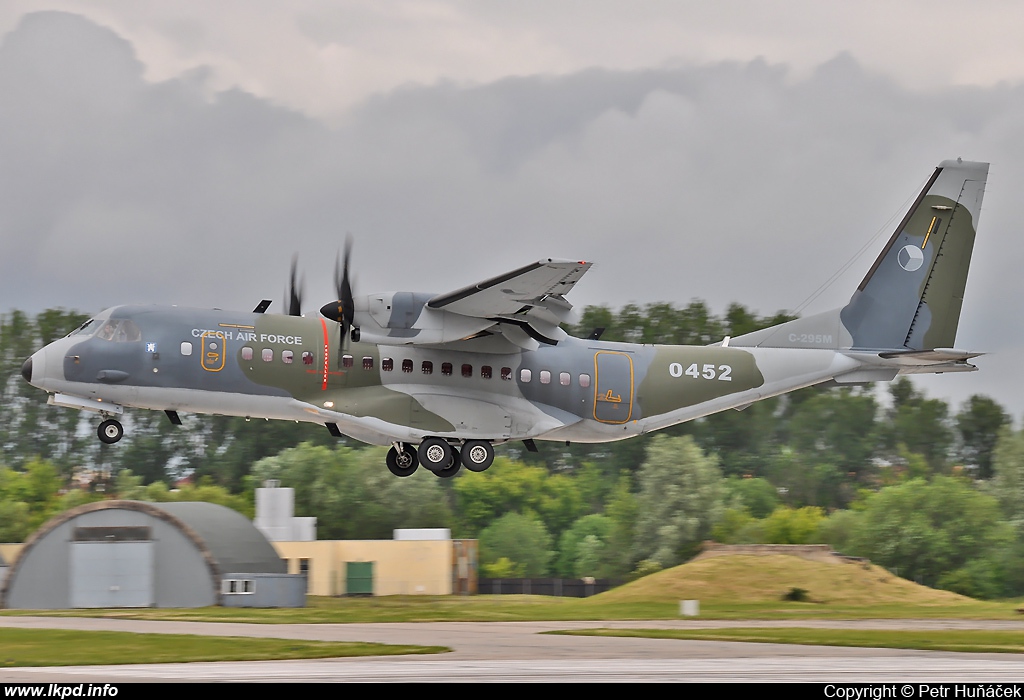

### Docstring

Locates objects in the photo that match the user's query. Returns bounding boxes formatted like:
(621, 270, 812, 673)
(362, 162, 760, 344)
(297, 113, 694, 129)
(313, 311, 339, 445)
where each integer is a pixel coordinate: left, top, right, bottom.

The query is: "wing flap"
(428, 259, 591, 319)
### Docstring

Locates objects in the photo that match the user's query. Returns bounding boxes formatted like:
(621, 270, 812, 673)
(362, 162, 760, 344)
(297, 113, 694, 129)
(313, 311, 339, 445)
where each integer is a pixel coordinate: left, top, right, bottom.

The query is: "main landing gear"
(97, 419, 124, 444)
(385, 438, 495, 478)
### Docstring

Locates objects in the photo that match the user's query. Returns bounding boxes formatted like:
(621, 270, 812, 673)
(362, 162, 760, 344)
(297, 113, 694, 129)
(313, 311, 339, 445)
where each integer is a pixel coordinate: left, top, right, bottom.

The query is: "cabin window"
(501, 367, 512, 381)
(382, 358, 394, 372)
(560, 372, 571, 386)
(481, 365, 492, 379)
(302, 351, 314, 365)
(441, 362, 453, 376)
(342, 355, 353, 368)
(240, 346, 252, 361)
(282, 350, 294, 364)
(362, 356, 374, 370)
(402, 359, 413, 373)
(262, 349, 273, 362)
(181, 342, 194, 357)
(540, 370, 551, 384)
(422, 360, 433, 374)
(462, 364, 472, 378)
(579, 373, 591, 388)
(521, 368, 532, 383)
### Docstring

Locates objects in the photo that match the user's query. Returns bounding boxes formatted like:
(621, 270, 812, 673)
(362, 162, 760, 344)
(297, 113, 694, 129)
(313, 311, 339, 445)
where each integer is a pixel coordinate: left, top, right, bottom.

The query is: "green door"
(346, 561, 374, 596)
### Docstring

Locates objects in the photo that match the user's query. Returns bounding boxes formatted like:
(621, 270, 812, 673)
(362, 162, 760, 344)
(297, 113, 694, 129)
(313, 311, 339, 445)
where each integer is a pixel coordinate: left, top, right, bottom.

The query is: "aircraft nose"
(21, 357, 32, 383)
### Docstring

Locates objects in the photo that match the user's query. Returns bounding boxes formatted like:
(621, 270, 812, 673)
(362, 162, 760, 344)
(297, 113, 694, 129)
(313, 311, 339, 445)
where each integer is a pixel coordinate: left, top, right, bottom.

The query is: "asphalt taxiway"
(2, 617, 1024, 682)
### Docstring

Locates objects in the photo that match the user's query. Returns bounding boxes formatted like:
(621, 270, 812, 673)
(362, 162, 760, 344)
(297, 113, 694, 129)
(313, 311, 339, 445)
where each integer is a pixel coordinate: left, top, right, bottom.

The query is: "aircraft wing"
(426, 259, 592, 345)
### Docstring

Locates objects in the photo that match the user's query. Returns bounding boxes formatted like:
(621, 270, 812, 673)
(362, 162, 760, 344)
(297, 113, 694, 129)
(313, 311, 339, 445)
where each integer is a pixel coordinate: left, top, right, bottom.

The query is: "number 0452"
(669, 363, 732, 381)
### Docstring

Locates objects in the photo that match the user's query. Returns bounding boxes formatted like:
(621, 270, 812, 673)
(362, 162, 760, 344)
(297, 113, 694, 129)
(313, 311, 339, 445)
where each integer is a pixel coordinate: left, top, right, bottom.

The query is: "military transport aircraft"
(21, 159, 988, 478)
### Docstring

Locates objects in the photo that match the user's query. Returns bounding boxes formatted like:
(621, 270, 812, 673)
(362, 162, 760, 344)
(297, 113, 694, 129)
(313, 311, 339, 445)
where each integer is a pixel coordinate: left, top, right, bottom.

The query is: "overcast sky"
(1, 2, 1023, 419)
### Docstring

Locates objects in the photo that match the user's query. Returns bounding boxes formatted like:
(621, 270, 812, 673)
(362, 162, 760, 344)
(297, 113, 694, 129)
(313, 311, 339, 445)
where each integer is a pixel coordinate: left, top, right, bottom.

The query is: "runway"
(3, 617, 1024, 682)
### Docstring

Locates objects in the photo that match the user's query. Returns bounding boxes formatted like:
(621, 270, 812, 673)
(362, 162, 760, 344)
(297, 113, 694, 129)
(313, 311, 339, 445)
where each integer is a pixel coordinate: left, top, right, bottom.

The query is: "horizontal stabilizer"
(876, 347, 984, 363)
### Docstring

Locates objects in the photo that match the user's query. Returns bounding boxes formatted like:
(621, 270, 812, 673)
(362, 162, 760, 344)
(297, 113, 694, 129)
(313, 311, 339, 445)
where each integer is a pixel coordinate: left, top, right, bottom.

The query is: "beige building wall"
(0, 543, 24, 566)
(274, 540, 457, 596)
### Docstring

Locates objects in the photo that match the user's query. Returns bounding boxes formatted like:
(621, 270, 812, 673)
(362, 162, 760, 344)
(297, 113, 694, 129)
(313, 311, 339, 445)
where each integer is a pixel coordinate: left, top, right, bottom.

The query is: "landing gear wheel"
(418, 437, 453, 472)
(461, 440, 494, 472)
(434, 447, 461, 478)
(386, 444, 419, 477)
(97, 419, 124, 444)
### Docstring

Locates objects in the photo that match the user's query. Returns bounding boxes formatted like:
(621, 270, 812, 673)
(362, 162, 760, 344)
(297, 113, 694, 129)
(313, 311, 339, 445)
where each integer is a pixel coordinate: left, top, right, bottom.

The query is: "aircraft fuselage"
(24, 303, 858, 448)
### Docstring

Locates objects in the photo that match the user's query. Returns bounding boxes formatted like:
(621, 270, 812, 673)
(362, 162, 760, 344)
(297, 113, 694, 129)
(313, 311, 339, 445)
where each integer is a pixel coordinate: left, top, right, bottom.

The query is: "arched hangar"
(1, 500, 301, 608)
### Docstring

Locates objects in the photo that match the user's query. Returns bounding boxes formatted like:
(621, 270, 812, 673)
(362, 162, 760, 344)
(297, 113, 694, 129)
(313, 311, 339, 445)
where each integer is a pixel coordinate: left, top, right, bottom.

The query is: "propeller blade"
(318, 237, 358, 368)
(287, 255, 304, 316)
(340, 236, 354, 331)
(320, 236, 357, 340)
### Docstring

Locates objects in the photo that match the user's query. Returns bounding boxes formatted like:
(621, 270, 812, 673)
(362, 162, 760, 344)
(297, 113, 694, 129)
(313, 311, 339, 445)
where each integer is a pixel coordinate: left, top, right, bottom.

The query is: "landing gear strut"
(97, 419, 124, 444)
(386, 443, 419, 477)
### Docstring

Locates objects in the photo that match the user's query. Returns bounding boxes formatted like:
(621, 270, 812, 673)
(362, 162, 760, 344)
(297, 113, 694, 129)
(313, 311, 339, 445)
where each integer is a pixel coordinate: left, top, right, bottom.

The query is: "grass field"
(2, 554, 1019, 623)
(0, 628, 447, 667)
(3, 553, 1023, 665)
(548, 627, 1024, 654)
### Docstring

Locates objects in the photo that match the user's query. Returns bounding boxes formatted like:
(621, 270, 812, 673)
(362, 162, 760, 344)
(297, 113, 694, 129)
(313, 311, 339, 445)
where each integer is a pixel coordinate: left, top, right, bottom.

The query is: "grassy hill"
(597, 553, 973, 607)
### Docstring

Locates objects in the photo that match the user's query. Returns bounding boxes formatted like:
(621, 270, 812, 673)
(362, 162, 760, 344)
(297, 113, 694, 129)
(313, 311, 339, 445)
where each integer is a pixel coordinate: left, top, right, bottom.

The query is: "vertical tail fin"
(839, 159, 988, 350)
(729, 159, 988, 352)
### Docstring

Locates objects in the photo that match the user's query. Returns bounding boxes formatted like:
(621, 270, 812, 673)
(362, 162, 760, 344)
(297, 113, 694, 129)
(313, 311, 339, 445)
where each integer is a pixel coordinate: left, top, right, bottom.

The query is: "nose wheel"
(97, 419, 124, 444)
(386, 443, 419, 477)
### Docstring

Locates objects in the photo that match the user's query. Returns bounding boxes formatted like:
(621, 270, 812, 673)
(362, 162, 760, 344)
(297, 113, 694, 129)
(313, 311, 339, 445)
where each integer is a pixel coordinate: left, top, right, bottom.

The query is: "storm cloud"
(2, 11, 1023, 414)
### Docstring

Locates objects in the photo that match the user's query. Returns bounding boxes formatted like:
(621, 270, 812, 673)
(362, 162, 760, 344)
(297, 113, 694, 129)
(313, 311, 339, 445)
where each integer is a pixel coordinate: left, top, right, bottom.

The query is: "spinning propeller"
(284, 254, 305, 317)
(319, 237, 359, 365)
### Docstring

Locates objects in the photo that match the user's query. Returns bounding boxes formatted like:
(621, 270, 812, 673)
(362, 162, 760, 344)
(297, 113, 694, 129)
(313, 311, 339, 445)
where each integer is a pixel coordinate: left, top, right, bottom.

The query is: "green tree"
(603, 472, 638, 577)
(253, 443, 452, 539)
(766, 448, 849, 510)
(815, 508, 860, 554)
(991, 427, 1024, 519)
(555, 514, 613, 578)
(453, 457, 582, 538)
(721, 476, 779, 518)
(761, 506, 826, 544)
(478, 512, 554, 577)
(956, 395, 1010, 479)
(786, 387, 879, 479)
(0, 309, 91, 476)
(632, 435, 723, 568)
(882, 378, 954, 472)
(847, 476, 1007, 592)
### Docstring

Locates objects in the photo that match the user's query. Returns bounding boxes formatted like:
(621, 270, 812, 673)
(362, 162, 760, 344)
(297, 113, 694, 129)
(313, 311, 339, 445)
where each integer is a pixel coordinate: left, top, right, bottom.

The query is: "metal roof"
(151, 501, 286, 574)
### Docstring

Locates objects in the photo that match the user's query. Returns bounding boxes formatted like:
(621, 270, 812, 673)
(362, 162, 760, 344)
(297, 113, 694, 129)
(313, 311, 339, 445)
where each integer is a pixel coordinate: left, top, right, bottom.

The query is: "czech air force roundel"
(898, 244, 924, 272)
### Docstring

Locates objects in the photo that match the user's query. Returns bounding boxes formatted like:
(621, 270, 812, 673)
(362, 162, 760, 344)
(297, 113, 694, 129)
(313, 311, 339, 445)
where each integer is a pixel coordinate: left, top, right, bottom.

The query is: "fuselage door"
(201, 331, 226, 372)
(593, 351, 633, 424)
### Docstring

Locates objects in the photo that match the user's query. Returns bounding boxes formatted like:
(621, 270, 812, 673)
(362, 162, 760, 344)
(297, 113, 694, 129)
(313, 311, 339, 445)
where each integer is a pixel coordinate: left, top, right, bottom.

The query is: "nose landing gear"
(386, 443, 419, 477)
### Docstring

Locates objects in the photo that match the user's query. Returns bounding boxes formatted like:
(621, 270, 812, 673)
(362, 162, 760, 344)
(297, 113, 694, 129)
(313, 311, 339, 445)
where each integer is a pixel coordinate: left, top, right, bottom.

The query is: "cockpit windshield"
(68, 319, 99, 337)
(95, 319, 142, 342)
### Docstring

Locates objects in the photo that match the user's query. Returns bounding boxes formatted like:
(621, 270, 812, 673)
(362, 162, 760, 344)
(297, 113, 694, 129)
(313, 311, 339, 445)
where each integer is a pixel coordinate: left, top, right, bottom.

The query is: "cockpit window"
(69, 319, 99, 337)
(95, 320, 142, 342)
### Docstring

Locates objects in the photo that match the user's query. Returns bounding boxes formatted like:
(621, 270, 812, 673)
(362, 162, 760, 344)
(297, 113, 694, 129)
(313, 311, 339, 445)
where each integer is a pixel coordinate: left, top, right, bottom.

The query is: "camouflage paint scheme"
(23, 160, 989, 467)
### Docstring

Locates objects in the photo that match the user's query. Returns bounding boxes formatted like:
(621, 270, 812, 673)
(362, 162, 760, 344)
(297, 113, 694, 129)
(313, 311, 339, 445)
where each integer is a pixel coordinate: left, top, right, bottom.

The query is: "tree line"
(0, 304, 1018, 597)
